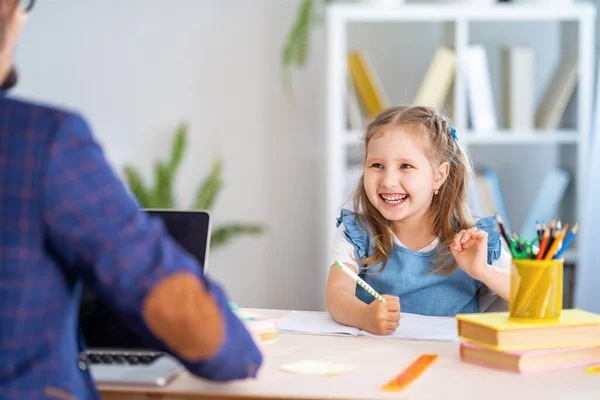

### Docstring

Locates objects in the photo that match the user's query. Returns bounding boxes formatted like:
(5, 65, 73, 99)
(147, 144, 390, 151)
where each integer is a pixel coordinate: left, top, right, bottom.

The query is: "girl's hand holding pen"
(360, 295, 400, 335)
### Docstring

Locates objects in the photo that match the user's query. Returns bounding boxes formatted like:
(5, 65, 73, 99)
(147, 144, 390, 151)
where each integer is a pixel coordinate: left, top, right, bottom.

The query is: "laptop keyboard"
(86, 351, 164, 365)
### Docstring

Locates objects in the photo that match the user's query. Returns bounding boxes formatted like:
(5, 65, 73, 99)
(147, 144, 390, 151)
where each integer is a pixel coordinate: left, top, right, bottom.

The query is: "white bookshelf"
(323, 3, 596, 297)
(345, 129, 582, 145)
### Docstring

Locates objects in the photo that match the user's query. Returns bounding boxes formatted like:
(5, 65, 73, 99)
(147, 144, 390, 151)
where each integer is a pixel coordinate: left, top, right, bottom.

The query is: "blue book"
(468, 174, 485, 218)
(473, 167, 512, 234)
(520, 168, 570, 240)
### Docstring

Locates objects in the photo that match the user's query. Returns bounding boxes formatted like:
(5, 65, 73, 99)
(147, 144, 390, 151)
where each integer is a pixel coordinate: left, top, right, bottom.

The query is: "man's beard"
(0, 67, 18, 91)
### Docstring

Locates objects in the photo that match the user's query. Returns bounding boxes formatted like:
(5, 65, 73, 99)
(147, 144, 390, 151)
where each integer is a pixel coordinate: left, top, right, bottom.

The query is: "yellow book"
(413, 46, 456, 111)
(456, 309, 600, 352)
(347, 51, 389, 119)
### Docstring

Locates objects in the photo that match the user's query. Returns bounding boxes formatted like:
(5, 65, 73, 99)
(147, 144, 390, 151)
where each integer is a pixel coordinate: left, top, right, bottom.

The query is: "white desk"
(100, 309, 600, 400)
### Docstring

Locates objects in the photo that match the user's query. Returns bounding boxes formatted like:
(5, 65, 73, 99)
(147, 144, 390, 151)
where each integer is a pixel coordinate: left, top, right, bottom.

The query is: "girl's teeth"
(381, 194, 407, 203)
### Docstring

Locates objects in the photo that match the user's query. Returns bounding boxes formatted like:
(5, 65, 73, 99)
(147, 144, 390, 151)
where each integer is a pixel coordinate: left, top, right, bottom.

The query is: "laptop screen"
(79, 210, 210, 350)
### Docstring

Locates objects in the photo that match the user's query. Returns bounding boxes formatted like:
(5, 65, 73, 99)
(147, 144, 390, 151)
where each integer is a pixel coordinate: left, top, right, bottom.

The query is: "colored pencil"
(334, 260, 385, 302)
(553, 223, 579, 260)
(544, 224, 569, 260)
(545, 220, 557, 256)
(536, 227, 551, 260)
(496, 214, 512, 247)
(511, 232, 523, 252)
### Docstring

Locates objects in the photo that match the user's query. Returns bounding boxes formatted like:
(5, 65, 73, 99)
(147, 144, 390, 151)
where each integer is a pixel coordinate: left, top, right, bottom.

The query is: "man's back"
(0, 92, 262, 399)
(0, 95, 96, 398)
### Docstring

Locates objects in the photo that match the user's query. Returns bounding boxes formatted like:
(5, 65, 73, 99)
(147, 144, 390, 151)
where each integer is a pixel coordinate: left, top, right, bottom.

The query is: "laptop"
(79, 209, 211, 386)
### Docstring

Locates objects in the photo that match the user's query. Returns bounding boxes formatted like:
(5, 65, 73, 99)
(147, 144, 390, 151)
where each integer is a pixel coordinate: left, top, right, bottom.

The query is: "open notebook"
(278, 311, 458, 342)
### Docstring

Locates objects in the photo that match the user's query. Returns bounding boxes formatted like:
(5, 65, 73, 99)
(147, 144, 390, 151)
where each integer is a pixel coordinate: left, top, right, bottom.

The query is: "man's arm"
(42, 113, 261, 380)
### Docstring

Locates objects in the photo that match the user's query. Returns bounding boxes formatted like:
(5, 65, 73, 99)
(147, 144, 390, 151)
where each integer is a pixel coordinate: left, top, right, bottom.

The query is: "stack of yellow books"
(455, 309, 600, 373)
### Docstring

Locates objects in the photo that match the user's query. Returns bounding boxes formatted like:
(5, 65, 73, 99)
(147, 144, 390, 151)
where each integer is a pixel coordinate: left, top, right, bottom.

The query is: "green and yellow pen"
(334, 260, 385, 302)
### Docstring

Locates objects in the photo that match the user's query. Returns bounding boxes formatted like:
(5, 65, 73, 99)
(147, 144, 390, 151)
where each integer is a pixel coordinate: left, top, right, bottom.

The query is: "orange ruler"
(381, 354, 439, 392)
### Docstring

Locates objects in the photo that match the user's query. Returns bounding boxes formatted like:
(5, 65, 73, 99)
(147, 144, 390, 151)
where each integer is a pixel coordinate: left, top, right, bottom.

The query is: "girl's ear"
(434, 161, 450, 190)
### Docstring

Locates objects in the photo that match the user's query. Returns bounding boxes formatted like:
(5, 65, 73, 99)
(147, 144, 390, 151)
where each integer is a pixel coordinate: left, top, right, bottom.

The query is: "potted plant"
(122, 123, 264, 250)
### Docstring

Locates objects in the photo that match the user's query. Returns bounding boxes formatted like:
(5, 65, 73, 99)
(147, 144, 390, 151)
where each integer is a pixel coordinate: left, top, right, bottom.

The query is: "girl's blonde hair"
(353, 105, 474, 274)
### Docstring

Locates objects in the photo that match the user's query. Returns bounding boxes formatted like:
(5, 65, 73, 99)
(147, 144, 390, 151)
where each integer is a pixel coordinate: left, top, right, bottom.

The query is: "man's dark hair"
(1, 68, 17, 90)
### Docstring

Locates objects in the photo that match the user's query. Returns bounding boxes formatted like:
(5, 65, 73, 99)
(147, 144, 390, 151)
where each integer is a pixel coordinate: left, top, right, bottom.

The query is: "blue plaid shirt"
(0, 91, 262, 399)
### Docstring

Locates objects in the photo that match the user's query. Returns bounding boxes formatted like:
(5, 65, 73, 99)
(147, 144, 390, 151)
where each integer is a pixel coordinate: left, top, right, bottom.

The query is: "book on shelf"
(469, 167, 511, 234)
(519, 167, 570, 240)
(413, 46, 456, 111)
(455, 309, 600, 352)
(535, 59, 579, 130)
(468, 174, 486, 221)
(460, 342, 600, 374)
(503, 46, 535, 130)
(593, 55, 600, 141)
(347, 50, 390, 119)
(465, 45, 498, 133)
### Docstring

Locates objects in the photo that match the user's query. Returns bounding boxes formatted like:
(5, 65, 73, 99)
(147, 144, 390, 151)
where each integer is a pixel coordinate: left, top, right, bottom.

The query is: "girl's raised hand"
(450, 227, 488, 280)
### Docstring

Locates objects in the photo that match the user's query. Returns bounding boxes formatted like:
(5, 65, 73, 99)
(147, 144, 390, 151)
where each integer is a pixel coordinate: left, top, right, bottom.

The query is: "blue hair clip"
(449, 126, 458, 141)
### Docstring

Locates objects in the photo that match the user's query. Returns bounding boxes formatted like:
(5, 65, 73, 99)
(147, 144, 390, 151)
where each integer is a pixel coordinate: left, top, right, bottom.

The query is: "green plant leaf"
(193, 157, 223, 210)
(169, 122, 187, 175)
(210, 223, 264, 250)
(153, 161, 175, 208)
(282, 16, 299, 68)
(281, 0, 316, 95)
(292, 0, 313, 66)
(281, 0, 315, 83)
(122, 166, 152, 208)
(282, 0, 311, 67)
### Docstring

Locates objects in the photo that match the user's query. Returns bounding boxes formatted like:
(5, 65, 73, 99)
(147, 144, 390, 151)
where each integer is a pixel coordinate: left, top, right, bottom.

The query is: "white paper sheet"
(277, 311, 361, 336)
(278, 311, 458, 342)
(280, 360, 358, 376)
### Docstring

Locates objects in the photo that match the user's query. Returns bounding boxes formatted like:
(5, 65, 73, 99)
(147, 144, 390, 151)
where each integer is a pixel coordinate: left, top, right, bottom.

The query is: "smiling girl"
(326, 106, 511, 335)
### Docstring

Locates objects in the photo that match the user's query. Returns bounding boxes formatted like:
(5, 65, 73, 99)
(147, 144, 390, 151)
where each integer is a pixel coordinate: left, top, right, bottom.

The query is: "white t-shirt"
(332, 223, 511, 312)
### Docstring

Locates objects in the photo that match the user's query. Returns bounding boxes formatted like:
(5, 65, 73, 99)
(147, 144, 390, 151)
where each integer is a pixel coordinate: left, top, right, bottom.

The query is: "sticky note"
(236, 310, 260, 321)
(280, 360, 357, 376)
(586, 365, 600, 374)
(228, 302, 259, 321)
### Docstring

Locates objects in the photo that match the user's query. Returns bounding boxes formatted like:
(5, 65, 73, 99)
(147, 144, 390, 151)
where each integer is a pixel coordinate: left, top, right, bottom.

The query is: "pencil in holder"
(509, 259, 563, 323)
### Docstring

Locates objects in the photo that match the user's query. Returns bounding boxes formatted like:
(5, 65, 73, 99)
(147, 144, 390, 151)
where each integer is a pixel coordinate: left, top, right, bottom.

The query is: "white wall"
(14, 0, 325, 311)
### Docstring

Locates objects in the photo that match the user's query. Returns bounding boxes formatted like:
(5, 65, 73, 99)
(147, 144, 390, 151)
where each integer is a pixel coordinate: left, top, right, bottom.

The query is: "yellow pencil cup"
(509, 258, 563, 323)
